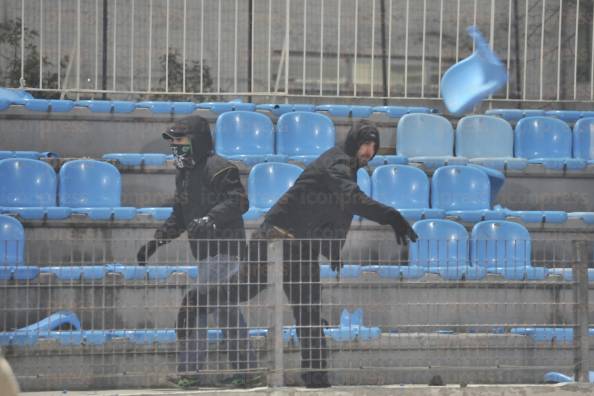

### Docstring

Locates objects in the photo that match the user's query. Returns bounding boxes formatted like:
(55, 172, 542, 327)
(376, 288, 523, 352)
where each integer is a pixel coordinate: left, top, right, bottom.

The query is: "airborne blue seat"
(244, 162, 303, 220)
(136, 101, 196, 114)
(485, 109, 546, 122)
(197, 101, 256, 114)
(0, 158, 71, 220)
(546, 110, 594, 123)
(409, 219, 486, 280)
(431, 165, 505, 222)
(256, 103, 316, 116)
(515, 117, 586, 170)
(456, 115, 528, 170)
(371, 165, 444, 221)
(315, 104, 373, 118)
(102, 153, 169, 167)
(471, 221, 548, 280)
(276, 112, 335, 165)
(214, 111, 287, 165)
(76, 100, 136, 113)
(136, 207, 174, 221)
(397, 113, 467, 169)
(59, 160, 136, 220)
(573, 117, 594, 164)
(372, 106, 435, 118)
(23, 99, 75, 112)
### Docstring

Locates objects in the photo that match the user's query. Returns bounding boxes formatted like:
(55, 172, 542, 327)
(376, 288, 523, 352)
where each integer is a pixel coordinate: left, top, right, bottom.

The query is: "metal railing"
(0, 236, 591, 390)
(1, 0, 594, 104)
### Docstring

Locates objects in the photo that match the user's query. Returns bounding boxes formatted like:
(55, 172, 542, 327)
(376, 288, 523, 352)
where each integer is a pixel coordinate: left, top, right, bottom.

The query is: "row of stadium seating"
(2, 214, 591, 282)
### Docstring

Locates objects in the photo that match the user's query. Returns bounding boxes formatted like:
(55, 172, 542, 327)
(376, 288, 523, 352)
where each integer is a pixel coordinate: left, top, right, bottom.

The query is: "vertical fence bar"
(455, 0, 460, 62)
(113, 0, 117, 91)
(557, 0, 563, 100)
(267, 0, 272, 94)
(574, 0, 580, 100)
(320, 0, 324, 96)
(59, 0, 63, 90)
(370, 0, 376, 97)
(420, 0, 426, 98)
(217, 0, 221, 93)
(130, 0, 134, 92)
(148, 0, 153, 92)
(354, 0, 359, 96)
(387, 0, 392, 97)
(76, 0, 81, 98)
(93, 0, 97, 91)
(20, 0, 25, 87)
(200, 0, 204, 93)
(268, 239, 284, 387)
(506, 0, 512, 98)
(540, 0, 546, 100)
(165, 0, 170, 93)
(404, 0, 409, 97)
(437, 0, 443, 97)
(285, 0, 290, 97)
(522, 0, 528, 100)
(336, 0, 341, 96)
(591, 0, 594, 100)
(573, 240, 590, 383)
(39, 0, 43, 89)
(303, 0, 307, 95)
(234, 0, 238, 94)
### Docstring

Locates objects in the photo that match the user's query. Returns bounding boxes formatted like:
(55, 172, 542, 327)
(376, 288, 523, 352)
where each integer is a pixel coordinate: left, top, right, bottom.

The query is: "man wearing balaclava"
(136, 115, 258, 388)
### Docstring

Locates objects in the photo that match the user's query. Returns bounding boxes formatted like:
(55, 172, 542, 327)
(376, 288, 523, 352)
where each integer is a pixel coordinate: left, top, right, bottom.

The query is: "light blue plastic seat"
(109, 329, 177, 344)
(353, 168, 371, 221)
(568, 212, 594, 225)
(485, 109, 546, 122)
(456, 115, 528, 171)
(504, 210, 567, 224)
(315, 104, 373, 118)
(41, 266, 107, 281)
(276, 112, 335, 165)
(256, 103, 316, 116)
(397, 113, 467, 169)
(146, 265, 198, 280)
(323, 308, 380, 342)
(0, 215, 24, 266)
(23, 99, 75, 112)
(105, 264, 147, 280)
(102, 153, 169, 167)
(515, 117, 586, 170)
(431, 165, 505, 222)
(0, 266, 39, 281)
(244, 162, 303, 220)
(363, 264, 426, 280)
(372, 106, 435, 118)
(371, 165, 444, 221)
(546, 110, 594, 123)
(471, 220, 548, 280)
(76, 100, 136, 113)
(136, 101, 197, 114)
(320, 264, 362, 279)
(136, 207, 174, 221)
(59, 159, 136, 220)
(0, 151, 41, 160)
(197, 101, 256, 114)
(0, 88, 33, 105)
(409, 219, 486, 280)
(0, 158, 71, 220)
(215, 111, 287, 165)
(573, 117, 594, 164)
(510, 327, 594, 343)
(547, 267, 594, 282)
(0, 310, 81, 346)
(544, 371, 594, 384)
(441, 26, 507, 115)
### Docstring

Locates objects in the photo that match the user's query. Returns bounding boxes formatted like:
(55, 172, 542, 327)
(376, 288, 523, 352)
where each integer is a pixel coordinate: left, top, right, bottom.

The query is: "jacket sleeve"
(154, 201, 185, 240)
(325, 158, 400, 225)
(207, 166, 249, 226)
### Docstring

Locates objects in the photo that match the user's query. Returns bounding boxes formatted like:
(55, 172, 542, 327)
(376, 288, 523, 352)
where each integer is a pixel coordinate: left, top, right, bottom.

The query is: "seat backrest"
(357, 168, 371, 196)
(456, 115, 514, 158)
(409, 219, 469, 268)
(0, 158, 57, 207)
(515, 116, 573, 159)
(0, 215, 25, 265)
(573, 117, 594, 161)
(276, 112, 335, 156)
(397, 113, 454, 157)
(215, 111, 275, 156)
(431, 165, 491, 210)
(471, 220, 531, 268)
(59, 160, 122, 207)
(248, 162, 303, 210)
(371, 165, 429, 209)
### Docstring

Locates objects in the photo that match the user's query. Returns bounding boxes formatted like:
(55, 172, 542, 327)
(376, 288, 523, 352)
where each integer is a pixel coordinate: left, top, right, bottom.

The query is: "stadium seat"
(510, 327, 594, 343)
(0, 215, 24, 266)
(243, 162, 303, 220)
(315, 104, 373, 118)
(455, 115, 528, 170)
(353, 168, 371, 221)
(544, 371, 594, 384)
(324, 308, 380, 342)
(0, 88, 33, 104)
(76, 100, 136, 113)
(256, 103, 316, 116)
(485, 109, 546, 122)
(102, 153, 169, 167)
(504, 210, 567, 224)
(397, 113, 467, 169)
(367, 154, 408, 167)
(471, 220, 549, 280)
(546, 110, 594, 123)
(568, 212, 594, 225)
(0, 151, 41, 160)
(23, 99, 75, 112)
(515, 117, 586, 170)
(197, 101, 256, 114)
(409, 219, 486, 280)
(372, 106, 435, 117)
(371, 165, 444, 221)
(214, 111, 287, 165)
(431, 165, 506, 221)
(136, 207, 174, 221)
(0, 158, 71, 220)
(41, 266, 107, 281)
(136, 101, 197, 114)
(573, 117, 594, 164)
(276, 112, 335, 165)
(320, 264, 363, 279)
(59, 159, 136, 220)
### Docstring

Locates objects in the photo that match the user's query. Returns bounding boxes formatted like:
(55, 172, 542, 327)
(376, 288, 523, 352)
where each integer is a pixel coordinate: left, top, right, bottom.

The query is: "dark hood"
(163, 115, 213, 162)
(344, 120, 380, 161)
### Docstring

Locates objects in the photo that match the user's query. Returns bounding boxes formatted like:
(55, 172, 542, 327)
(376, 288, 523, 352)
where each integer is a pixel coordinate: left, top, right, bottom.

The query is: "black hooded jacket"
(156, 115, 248, 260)
(264, 121, 402, 242)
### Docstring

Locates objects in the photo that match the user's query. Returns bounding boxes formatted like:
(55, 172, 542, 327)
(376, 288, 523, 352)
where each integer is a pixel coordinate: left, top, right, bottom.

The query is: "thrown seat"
(276, 112, 335, 165)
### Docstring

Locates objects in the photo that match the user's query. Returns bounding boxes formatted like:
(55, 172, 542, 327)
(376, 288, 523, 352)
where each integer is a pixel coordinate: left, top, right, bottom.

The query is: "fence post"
(267, 239, 284, 387)
(572, 240, 590, 383)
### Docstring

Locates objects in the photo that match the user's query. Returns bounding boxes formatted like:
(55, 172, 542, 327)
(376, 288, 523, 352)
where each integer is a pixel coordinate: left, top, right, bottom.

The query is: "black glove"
(187, 216, 216, 238)
(388, 211, 418, 245)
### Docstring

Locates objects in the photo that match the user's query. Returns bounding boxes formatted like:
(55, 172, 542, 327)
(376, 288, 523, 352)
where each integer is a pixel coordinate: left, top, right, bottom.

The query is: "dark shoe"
(302, 371, 331, 388)
(167, 373, 201, 389)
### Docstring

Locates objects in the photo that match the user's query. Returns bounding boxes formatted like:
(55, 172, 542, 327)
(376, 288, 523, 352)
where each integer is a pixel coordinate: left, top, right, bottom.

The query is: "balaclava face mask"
(170, 141, 195, 169)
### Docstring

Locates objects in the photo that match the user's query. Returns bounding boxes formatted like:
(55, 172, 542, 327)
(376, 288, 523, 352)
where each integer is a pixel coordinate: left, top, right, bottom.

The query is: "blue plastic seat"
(105, 263, 147, 280)
(214, 111, 287, 165)
(485, 109, 546, 122)
(573, 117, 594, 164)
(546, 110, 594, 123)
(397, 113, 467, 169)
(372, 106, 435, 118)
(256, 103, 316, 116)
(515, 117, 586, 170)
(0, 266, 39, 281)
(136, 101, 197, 114)
(197, 101, 256, 114)
(352, 168, 371, 221)
(102, 153, 169, 167)
(323, 308, 380, 342)
(456, 115, 528, 170)
(504, 210, 567, 224)
(41, 266, 107, 281)
(23, 99, 75, 112)
(315, 104, 373, 118)
(0, 215, 25, 266)
(511, 327, 594, 343)
(76, 100, 135, 113)
(371, 165, 444, 221)
(471, 221, 548, 280)
(441, 26, 507, 115)
(276, 112, 335, 165)
(0, 88, 32, 106)
(0, 151, 40, 160)
(568, 212, 594, 225)
(59, 159, 136, 220)
(244, 162, 303, 220)
(544, 371, 594, 384)
(136, 207, 174, 221)
(0, 158, 71, 220)
(409, 219, 486, 280)
(431, 165, 505, 222)
(547, 267, 594, 282)
(367, 154, 408, 167)
(146, 265, 198, 280)
(320, 264, 363, 279)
